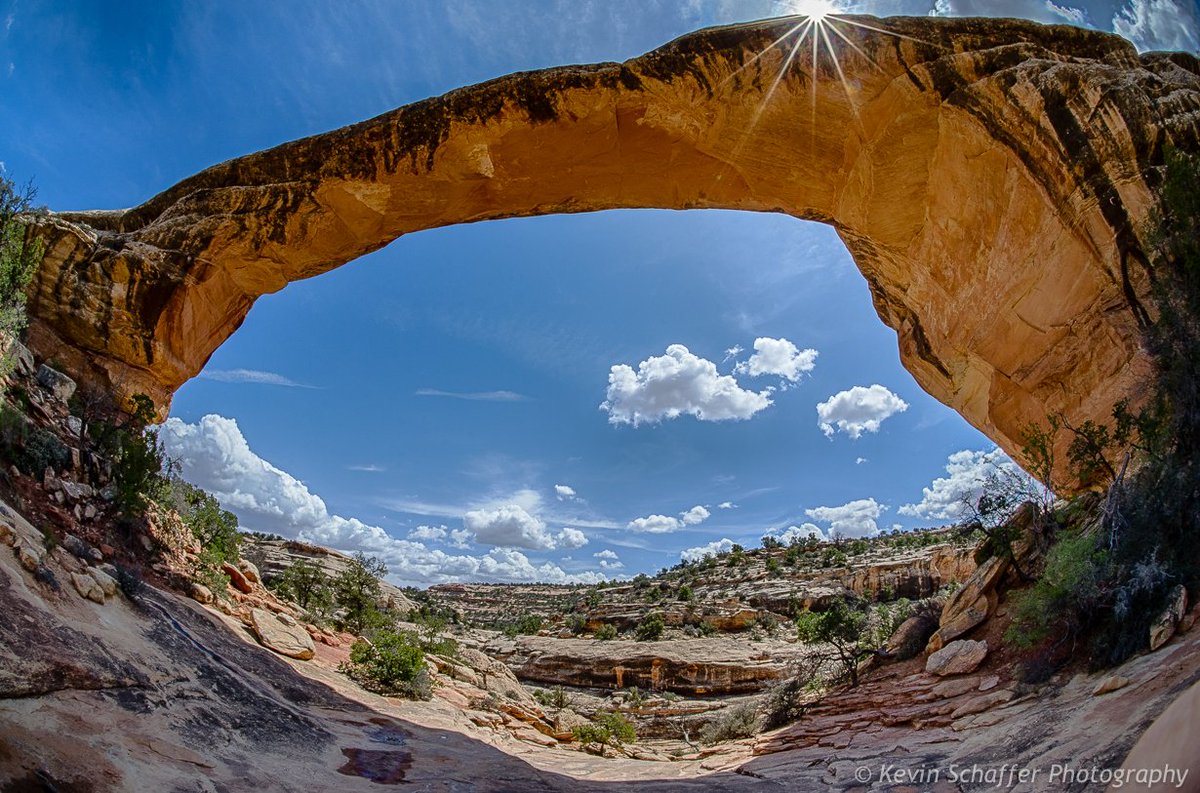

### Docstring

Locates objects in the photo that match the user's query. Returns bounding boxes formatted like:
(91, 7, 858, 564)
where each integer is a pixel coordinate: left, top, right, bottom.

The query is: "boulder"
(927, 593, 992, 653)
(928, 555, 1008, 653)
(190, 583, 214, 604)
(1150, 585, 1189, 651)
(237, 559, 261, 585)
(926, 640, 988, 677)
(551, 708, 592, 741)
(1093, 675, 1132, 696)
(249, 608, 315, 660)
(221, 562, 253, 594)
(15, 542, 43, 572)
(88, 567, 119, 598)
(70, 572, 105, 604)
(36, 364, 76, 403)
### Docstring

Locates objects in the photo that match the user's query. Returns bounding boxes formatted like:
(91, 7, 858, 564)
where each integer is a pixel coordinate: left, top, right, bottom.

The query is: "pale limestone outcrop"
(21, 16, 1200, 479)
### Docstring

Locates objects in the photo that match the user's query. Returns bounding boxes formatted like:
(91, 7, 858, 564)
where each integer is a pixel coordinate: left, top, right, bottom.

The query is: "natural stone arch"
(24, 15, 1200, 478)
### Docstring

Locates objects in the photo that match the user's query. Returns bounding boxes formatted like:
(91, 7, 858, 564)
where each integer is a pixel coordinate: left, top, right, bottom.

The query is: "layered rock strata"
(22, 16, 1200, 477)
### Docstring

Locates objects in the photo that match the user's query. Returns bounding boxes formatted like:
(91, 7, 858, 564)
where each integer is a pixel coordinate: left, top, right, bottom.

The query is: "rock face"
(242, 535, 416, 614)
(22, 16, 1200, 478)
(483, 635, 810, 695)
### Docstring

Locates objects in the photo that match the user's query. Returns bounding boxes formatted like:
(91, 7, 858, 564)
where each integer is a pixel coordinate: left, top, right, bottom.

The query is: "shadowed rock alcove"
(23, 15, 1200, 478)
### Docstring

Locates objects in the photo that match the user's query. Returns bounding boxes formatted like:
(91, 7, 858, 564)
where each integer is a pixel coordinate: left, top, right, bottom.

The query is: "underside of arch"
(23, 15, 1200, 481)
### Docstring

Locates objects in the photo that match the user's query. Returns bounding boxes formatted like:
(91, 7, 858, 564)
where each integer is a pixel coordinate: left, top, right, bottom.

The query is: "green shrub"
(0, 404, 70, 475)
(1006, 530, 1108, 650)
(796, 597, 869, 687)
(572, 712, 636, 756)
(533, 685, 570, 710)
(194, 548, 230, 600)
(501, 613, 544, 637)
(593, 623, 618, 640)
(677, 584, 694, 602)
(0, 173, 43, 383)
(167, 478, 240, 563)
(700, 702, 760, 745)
(333, 552, 388, 635)
(342, 629, 430, 699)
(271, 558, 332, 613)
(762, 675, 810, 730)
(566, 613, 587, 634)
(634, 612, 664, 641)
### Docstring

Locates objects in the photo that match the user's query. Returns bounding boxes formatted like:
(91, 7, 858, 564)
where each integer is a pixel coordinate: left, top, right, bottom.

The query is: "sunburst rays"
(726, 4, 935, 153)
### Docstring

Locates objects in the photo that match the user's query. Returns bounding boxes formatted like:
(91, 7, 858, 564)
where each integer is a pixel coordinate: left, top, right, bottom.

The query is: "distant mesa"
(24, 15, 1200, 483)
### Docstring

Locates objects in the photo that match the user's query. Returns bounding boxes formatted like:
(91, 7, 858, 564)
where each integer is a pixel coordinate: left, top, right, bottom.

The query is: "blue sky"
(3, 0, 1196, 585)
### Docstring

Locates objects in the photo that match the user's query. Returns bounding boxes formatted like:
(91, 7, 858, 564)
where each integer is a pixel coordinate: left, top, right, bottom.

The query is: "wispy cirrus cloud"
(199, 368, 315, 388)
(347, 464, 386, 473)
(414, 388, 529, 402)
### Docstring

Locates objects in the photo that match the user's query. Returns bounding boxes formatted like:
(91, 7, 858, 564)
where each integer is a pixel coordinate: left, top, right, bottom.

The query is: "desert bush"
(194, 548, 230, 600)
(341, 628, 430, 699)
(167, 478, 240, 564)
(533, 685, 570, 710)
(501, 613, 544, 637)
(0, 404, 70, 475)
(593, 623, 618, 640)
(572, 712, 636, 756)
(0, 173, 43, 382)
(634, 612, 664, 641)
(795, 596, 869, 687)
(333, 552, 389, 635)
(761, 675, 811, 731)
(271, 558, 333, 613)
(700, 702, 760, 745)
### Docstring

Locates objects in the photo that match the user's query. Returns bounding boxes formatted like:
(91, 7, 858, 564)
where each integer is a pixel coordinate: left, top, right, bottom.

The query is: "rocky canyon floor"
(2, 493, 1198, 792)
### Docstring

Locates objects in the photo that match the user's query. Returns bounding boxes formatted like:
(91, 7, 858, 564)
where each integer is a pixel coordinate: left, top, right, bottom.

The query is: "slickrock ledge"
(23, 15, 1200, 478)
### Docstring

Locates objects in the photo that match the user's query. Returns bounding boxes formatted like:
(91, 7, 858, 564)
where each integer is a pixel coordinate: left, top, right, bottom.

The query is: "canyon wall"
(24, 15, 1200, 476)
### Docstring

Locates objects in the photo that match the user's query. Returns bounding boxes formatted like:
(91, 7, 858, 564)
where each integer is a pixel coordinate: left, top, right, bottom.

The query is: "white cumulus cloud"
(899, 448, 1033, 522)
(771, 523, 828, 544)
(159, 415, 601, 586)
(805, 498, 884, 539)
(601, 344, 772, 426)
(554, 483, 580, 501)
(717, 501, 737, 510)
(462, 504, 588, 551)
(816, 384, 909, 439)
(627, 504, 710, 533)
(408, 524, 447, 542)
(593, 549, 623, 570)
(681, 538, 736, 562)
(734, 337, 818, 384)
(627, 514, 683, 533)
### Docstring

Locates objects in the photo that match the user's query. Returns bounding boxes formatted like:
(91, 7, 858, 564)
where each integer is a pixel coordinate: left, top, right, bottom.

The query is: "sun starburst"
(728, 4, 937, 152)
